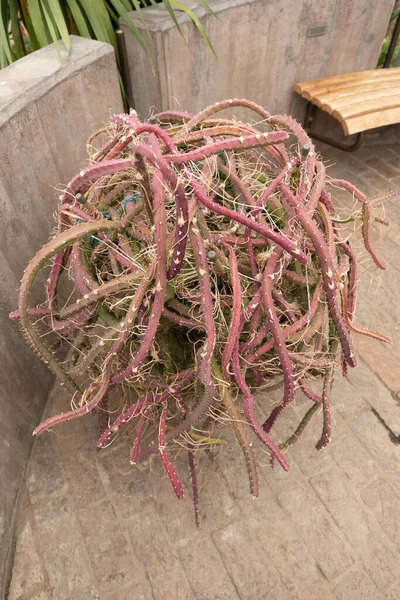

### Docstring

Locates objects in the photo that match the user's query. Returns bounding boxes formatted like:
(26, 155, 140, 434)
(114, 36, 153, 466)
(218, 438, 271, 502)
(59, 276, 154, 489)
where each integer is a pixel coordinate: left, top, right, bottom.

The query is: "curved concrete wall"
(122, 0, 393, 121)
(0, 36, 122, 595)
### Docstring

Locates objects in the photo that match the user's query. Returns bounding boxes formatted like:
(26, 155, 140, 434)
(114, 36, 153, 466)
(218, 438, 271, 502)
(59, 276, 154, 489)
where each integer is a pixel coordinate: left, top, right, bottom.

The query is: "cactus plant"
(11, 99, 392, 525)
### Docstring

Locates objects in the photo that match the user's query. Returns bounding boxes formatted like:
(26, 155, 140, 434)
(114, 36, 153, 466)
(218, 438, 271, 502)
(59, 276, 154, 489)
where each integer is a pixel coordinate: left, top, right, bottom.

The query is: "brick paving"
(6, 139, 400, 600)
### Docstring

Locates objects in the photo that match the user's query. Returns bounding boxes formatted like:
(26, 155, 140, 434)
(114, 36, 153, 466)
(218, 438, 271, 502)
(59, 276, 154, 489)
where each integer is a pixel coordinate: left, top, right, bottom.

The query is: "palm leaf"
(9, 0, 25, 59)
(171, 0, 215, 56)
(108, 0, 149, 55)
(105, 1, 120, 28)
(119, 0, 133, 11)
(127, 0, 149, 32)
(41, 0, 64, 61)
(3, 0, 215, 64)
(78, 0, 115, 47)
(162, 0, 182, 35)
(66, 0, 91, 38)
(195, 0, 216, 17)
(19, 0, 41, 51)
(26, 0, 50, 47)
(391, 8, 400, 21)
(0, 8, 13, 67)
(1, 0, 216, 108)
(45, 0, 71, 54)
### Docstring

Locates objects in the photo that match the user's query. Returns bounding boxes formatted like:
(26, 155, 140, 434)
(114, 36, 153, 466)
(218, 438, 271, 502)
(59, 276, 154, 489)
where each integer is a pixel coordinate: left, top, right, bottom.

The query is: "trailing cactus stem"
(19, 220, 117, 392)
(11, 98, 392, 523)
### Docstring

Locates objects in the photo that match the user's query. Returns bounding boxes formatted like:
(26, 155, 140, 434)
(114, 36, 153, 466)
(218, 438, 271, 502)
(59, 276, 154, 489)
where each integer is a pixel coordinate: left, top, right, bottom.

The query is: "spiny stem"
(166, 131, 289, 165)
(316, 364, 335, 450)
(188, 445, 201, 527)
(188, 174, 307, 263)
(174, 98, 272, 138)
(159, 401, 184, 499)
(213, 360, 259, 498)
(219, 240, 242, 378)
(34, 365, 111, 436)
(278, 403, 320, 454)
(232, 344, 290, 471)
(280, 181, 356, 368)
(19, 219, 118, 393)
(111, 172, 166, 383)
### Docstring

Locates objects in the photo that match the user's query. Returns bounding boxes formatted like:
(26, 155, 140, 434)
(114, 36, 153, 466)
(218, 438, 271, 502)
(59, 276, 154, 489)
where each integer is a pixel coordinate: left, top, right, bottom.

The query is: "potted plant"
(10, 98, 391, 524)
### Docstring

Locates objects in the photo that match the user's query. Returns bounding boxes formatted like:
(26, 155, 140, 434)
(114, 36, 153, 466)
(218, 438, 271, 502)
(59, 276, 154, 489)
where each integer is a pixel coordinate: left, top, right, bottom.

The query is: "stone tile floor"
(6, 140, 400, 600)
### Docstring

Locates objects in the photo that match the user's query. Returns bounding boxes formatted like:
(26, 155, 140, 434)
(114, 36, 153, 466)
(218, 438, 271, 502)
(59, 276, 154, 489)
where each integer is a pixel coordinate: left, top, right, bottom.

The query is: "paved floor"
(7, 140, 400, 600)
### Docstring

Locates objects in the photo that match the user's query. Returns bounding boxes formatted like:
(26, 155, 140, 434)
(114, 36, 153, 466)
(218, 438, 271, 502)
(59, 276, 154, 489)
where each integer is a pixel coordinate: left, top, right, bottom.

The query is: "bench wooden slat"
(333, 95, 400, 121)
(315, 79, 400, 108)
(323, 87, 400, 115)
(293, 67, 400, 138)
(293, 68, 400, 97)
(344, 107, 400, 136)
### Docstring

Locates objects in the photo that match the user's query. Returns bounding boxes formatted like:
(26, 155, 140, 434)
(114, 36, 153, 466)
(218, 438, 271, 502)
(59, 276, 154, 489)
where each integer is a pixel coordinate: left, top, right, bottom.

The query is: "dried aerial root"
(11, 100, 392, 524)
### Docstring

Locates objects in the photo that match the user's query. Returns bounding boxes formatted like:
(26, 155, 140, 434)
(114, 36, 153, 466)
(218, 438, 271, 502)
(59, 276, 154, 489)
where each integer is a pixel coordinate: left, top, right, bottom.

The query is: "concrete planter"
(121, 0, 393, 120)
(0, 36, 122, 595)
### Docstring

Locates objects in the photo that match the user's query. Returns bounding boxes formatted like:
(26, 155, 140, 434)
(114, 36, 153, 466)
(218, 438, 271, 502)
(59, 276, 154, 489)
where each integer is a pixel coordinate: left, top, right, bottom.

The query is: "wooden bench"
(293, 67, 400, 151)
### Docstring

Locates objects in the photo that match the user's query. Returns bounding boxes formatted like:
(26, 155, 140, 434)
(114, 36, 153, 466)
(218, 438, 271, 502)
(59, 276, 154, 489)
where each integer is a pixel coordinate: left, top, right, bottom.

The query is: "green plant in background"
(0, 0, 214, 93)
(378, 3, 400, 67)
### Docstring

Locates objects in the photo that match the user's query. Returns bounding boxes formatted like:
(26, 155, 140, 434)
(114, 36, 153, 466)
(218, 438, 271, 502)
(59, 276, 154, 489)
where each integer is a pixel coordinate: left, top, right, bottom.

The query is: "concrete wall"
(0, 36, 122, 595)
(122, 0, 394, 121)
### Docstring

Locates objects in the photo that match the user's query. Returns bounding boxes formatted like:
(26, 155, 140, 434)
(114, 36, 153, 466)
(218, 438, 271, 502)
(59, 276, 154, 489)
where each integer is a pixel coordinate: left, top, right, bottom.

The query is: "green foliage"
(377, 6, 400, 68)
(0, 0, 215, 72)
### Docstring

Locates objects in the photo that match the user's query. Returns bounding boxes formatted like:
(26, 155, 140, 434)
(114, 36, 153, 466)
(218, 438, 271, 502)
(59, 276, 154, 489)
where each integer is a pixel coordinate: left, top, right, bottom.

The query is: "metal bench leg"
(303, 101, 364, 152)
(303, 101, 315, 131)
